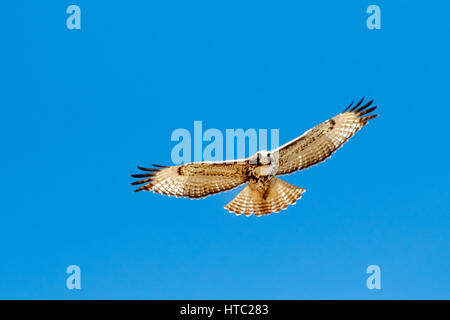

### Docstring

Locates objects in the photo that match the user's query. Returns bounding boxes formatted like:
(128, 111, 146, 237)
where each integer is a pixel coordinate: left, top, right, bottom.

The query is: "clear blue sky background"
(0, 1, 449, 299)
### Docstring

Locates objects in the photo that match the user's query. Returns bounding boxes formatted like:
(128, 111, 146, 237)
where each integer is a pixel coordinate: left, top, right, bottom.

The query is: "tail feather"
(224, 178, 305, 216)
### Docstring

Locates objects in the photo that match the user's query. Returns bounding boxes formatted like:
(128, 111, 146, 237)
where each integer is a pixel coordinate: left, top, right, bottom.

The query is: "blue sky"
(0, 1, 449, 299)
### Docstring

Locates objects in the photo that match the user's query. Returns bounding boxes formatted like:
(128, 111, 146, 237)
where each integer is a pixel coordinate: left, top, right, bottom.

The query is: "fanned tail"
(224, 178, 305, 216)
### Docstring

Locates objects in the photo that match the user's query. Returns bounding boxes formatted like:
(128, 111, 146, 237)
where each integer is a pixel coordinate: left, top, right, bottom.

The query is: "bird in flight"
(131, 98, 378, 216)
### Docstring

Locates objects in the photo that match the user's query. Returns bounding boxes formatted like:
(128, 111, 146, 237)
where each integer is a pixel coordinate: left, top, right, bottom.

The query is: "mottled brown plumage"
(131, 98, 378, 216)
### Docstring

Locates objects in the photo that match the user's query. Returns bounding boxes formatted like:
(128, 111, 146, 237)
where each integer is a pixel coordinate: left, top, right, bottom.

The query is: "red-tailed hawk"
(131, 98, 378, 216)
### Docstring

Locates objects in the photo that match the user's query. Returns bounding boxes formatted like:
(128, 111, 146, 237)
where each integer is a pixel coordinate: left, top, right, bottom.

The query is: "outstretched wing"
(131, 160, 249, 198)
(273, 98, 378, 175)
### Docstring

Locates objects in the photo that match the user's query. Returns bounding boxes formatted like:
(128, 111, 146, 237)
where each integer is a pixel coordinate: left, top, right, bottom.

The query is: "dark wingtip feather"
(134, 186, 149, 192)
(355, 99, 374, 113)
(131, 177, 153, 185)
(359, 106, 377, 116)
(131, 164, 165, 191)
(350, 97, 365, 111)
(152, 164, 169, 168)
(137, 166, 159, 172)
(361, 114, 379, 124)
(343, 100, 354, 112)
(131, 173, 156, 178)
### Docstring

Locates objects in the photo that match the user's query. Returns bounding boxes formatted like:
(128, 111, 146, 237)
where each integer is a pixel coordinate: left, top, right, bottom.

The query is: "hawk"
(131, 98, 378, 216)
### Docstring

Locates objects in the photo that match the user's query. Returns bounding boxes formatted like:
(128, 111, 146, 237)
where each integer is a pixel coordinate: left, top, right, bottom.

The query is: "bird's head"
(256, 150, 273, 165)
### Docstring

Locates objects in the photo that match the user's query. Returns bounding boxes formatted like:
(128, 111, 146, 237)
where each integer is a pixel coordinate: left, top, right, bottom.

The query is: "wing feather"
(273, 98, 378, 175)
(131, 160, 249, 198)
